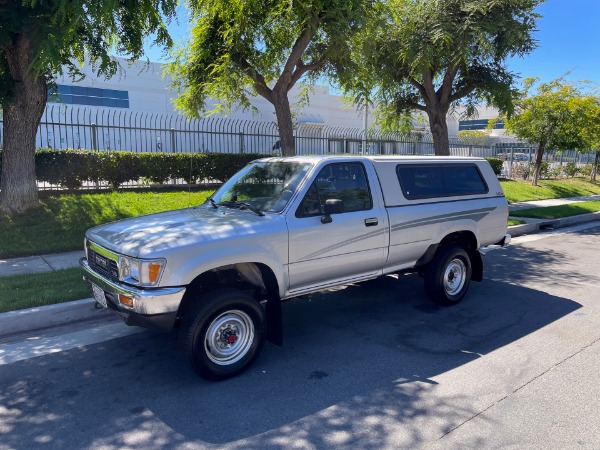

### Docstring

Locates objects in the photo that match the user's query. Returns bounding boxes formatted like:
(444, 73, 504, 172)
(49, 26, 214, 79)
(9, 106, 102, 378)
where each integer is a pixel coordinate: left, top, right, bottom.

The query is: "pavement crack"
(432, 336, 600, 445)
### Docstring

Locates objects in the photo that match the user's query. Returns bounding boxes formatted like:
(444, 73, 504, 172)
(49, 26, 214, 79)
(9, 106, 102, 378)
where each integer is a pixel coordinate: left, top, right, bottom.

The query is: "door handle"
(364, 218, 378, 227)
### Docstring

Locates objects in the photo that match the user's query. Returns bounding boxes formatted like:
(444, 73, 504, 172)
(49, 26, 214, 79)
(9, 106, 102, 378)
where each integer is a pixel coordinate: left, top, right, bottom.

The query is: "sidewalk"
(0, 250, 83, 277)
(508, 194, 600, 211)
(507, 194, 600, 235)
(1, 195, 600, 340)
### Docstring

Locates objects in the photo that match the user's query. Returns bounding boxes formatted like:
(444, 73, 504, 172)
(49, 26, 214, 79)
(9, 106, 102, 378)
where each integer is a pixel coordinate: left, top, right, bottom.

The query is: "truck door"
(286, 161, 387, 292)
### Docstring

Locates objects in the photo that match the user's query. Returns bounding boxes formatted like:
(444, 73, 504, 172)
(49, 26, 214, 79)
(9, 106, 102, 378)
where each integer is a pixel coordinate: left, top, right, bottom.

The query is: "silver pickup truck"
(81, 155, 510, 379)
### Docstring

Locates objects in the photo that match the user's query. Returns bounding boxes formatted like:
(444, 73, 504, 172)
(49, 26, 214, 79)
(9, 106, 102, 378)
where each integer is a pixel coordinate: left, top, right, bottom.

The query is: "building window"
(48, 84, 129, 108)
(458, 119, 504, 131)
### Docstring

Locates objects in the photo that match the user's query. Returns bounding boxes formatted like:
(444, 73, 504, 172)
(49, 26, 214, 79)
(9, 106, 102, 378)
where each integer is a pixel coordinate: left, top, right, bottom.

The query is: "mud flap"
(266, 294, 283, 346)
(471, 250, 483, 282)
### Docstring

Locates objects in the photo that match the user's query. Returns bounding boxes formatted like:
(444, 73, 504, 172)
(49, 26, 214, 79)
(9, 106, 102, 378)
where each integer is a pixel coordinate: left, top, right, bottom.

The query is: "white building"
(36, 58, 505, 154)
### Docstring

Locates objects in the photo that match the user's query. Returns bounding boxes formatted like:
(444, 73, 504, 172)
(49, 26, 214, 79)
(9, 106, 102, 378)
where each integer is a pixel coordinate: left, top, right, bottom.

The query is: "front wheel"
(425, 246, 472, 305)
(178, 289, 266, 380)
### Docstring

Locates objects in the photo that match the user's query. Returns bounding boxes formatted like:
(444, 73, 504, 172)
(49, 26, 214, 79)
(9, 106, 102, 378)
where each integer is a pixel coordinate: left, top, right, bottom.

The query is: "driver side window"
(296, 162, 373, 218)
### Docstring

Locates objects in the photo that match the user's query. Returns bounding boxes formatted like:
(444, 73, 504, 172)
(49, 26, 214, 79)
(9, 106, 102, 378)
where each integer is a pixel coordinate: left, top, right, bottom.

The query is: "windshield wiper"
(219, 201, 265, 216)
(207, 197, 218, 209)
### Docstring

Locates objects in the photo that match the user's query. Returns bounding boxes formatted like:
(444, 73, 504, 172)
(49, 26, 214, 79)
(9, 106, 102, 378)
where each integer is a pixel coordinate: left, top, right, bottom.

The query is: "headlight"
(119, 256, 166, 287)
(84, 238, 88, 260)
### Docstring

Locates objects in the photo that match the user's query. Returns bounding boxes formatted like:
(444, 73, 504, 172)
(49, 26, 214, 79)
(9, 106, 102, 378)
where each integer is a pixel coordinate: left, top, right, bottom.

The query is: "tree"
(341, 0, 542, 156)
(572, 94, 600, 182)
(505, 77, 585, 186)
(169, 0, 374, 157)
(0, 0, 176, 216)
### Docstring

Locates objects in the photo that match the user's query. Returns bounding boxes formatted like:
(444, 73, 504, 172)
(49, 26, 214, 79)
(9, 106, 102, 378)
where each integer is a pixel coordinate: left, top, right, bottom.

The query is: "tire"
(425, 245, 472, 306)
(178, 288, 266, 380)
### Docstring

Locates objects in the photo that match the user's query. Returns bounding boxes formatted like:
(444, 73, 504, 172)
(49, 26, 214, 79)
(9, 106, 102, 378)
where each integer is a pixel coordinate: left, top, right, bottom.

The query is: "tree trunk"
(531, 143, 545, 186)
(591, 150, 599, 183)
(0, 34, 47, 216)
(272, 90, 295, 156)
(426, 108, 450, 156)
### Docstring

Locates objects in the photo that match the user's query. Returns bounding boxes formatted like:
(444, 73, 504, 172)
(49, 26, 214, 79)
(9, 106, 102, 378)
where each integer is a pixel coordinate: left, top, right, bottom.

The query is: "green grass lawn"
(510, 201, 600, 219)
(508, 219, 525, 226)
(500, 178, 600, 203)
(0, 188, 212, 259)
(0, 268, 91, 313)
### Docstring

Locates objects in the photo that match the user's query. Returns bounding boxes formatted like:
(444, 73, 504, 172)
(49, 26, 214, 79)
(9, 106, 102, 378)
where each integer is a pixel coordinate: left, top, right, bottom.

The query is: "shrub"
(549, 165, 563, 179)
(580, 164, 593, 177)
(563, 161, 579, 178)
(485, 157, 503, 175)
(0, 149, 267, 190)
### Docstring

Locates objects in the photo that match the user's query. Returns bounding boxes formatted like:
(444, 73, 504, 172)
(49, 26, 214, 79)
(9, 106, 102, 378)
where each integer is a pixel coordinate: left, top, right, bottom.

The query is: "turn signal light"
(147, 263, 162, 284)
(118, 294, 135, 309)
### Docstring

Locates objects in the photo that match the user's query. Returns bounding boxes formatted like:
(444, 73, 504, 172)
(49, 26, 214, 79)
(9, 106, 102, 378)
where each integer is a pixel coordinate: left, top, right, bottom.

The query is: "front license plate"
(91, 283, 108, 308)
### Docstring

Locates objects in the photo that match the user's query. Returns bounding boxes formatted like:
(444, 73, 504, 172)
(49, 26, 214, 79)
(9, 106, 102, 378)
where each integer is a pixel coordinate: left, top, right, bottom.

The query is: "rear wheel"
(425, 246, 472, 305)
(178, 288, 266, 380)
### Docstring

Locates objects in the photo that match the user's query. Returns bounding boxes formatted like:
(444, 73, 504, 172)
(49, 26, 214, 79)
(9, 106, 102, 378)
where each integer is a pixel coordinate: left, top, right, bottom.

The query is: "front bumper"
(80, 258, 186, 332)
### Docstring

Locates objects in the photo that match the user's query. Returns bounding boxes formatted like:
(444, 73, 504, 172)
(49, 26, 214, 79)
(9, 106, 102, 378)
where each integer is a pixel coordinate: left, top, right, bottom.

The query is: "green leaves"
(4, 148, 265, 190)
(340, 0, 542, 154)
(0, 0, 177, 100)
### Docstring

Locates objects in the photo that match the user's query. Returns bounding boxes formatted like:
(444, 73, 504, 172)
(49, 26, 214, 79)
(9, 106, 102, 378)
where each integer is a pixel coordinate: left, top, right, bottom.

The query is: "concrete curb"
(508, 211, 600, 237)
(0, 298, 112, 338)
(1, 213, 599, 340)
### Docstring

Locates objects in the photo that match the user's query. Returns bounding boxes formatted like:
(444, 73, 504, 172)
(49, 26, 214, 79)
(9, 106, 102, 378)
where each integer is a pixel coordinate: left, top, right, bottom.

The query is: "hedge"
(0, 151, 507, 189)
(0, 149, 264, 189)
(485, 157, 503, 176)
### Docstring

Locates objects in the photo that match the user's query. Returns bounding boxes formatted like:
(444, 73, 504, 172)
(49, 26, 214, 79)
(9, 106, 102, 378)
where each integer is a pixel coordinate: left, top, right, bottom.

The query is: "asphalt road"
(1, 223, 599, 449)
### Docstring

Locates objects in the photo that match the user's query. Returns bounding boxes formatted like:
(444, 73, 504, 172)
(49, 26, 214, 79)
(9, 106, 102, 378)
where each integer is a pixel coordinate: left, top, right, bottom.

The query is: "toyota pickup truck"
(81, 155, 510, 380)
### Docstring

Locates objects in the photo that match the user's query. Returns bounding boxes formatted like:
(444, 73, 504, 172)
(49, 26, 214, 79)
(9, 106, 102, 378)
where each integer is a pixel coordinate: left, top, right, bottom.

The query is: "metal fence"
(0, 104, 534, 156)
(0, 104, 597, 184)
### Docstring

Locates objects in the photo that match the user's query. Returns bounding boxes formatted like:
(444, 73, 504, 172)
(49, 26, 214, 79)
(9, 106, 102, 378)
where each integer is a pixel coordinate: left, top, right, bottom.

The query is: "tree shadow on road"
(0, 244, 589, 449)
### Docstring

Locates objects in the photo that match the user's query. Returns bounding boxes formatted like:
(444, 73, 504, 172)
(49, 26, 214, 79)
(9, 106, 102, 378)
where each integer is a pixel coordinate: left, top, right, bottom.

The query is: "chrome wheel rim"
(204, 310, 255, 365)
(443, 258, 467, 296)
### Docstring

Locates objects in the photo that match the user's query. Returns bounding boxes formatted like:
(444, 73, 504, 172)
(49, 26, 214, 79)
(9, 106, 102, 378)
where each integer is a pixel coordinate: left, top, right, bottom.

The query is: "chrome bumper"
(80, 258, 185, 316)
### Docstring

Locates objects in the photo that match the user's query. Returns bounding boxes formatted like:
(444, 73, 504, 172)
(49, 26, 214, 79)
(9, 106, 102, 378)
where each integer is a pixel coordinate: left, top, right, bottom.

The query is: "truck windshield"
(210, 161, 312, 213)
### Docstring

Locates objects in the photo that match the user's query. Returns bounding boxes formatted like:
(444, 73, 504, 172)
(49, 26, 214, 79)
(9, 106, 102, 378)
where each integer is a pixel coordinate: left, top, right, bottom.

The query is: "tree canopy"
(505, 77, 590, 185)
(0, 0, 177, 215)
(169, 0, 375, 156)
(341, 0, 542, 155)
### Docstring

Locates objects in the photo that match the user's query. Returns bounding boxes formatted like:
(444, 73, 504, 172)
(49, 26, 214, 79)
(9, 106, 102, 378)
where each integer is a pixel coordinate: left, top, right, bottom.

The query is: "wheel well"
(176, 263, 280, 321)
(439, 231, 478, 252)
(438, 231, 483, 282)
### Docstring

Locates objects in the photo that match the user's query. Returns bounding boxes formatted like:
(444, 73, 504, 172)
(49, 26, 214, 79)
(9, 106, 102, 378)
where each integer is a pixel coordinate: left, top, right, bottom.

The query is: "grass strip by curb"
(500, 178, 600, 204)
(0, 268, 90, 313)
(510, 201, 600, 219)
(508, 219, 526, 226)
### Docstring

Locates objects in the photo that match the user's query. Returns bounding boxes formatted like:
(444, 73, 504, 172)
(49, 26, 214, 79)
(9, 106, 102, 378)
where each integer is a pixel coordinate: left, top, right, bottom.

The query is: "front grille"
(88, 248, 119, 282)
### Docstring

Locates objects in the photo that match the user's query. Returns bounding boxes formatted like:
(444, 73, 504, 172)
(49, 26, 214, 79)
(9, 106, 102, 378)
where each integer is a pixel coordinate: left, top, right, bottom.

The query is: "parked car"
(81, 155, 510, 379)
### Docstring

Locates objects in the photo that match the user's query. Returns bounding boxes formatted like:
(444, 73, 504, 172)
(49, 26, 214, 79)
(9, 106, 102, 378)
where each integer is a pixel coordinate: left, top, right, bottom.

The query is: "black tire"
(425, 245, 472, 306)
(178, 288, 266, 380)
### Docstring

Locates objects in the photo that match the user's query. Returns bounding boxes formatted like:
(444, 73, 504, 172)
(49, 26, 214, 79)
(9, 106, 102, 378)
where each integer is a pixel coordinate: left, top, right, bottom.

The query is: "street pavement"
(0, 223, 599, 449)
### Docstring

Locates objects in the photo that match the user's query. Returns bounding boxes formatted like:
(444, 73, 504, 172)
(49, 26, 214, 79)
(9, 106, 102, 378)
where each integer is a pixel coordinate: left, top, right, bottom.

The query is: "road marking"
(0, 322, 145, 366)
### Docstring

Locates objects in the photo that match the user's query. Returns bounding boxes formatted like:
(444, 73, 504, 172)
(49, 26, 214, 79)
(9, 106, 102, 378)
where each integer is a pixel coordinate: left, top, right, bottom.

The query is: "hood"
(86, 205, 281, 258)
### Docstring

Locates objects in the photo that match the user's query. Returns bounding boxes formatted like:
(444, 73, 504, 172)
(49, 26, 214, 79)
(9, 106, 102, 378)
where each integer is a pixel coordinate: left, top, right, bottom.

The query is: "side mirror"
(321, 199, 344, 224)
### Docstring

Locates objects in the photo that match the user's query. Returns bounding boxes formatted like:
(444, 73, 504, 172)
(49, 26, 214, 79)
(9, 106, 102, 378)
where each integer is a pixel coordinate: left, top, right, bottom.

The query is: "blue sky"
(508, 0, 600, 84)
(144, 0, 600, 86)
